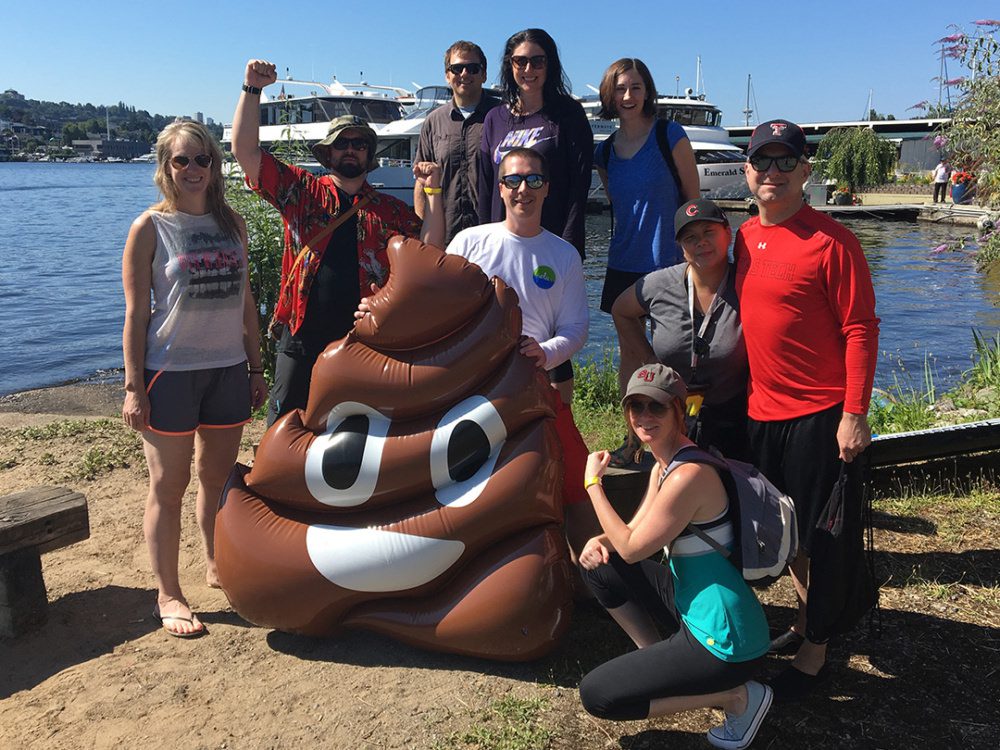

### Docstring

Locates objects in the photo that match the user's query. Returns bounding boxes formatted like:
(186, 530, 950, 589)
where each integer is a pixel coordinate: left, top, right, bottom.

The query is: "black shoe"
(768, 663, 829, 704)
(608, 434, 643, 468)
(768, 628, 805, 655)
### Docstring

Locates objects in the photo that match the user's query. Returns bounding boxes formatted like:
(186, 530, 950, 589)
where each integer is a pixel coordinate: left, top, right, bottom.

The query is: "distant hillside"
(0, 89, 222, 146)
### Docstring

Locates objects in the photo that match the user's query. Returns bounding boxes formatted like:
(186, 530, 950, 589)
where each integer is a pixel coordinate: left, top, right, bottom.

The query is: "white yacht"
(222, 76, 409, 148)
(223, 76, 748, 204)
(582, 90, 749, 200)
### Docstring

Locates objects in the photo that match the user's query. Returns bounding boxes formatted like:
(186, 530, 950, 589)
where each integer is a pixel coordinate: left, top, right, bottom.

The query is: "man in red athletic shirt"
(734, 119, 879, 703)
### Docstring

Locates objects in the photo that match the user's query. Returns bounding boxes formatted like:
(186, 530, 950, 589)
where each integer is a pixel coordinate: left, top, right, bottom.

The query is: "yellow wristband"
(584, 476, 602, 490)
(423, 186, 442, 195)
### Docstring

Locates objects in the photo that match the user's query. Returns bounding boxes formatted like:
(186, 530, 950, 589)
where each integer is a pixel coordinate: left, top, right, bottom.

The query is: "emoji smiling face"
(216, 237, 573, 660)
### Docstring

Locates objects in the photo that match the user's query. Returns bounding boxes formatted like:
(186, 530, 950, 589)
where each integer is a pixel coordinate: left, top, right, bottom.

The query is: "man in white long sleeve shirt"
(446, 147, 595, 556)
(446, 148, 589, 390)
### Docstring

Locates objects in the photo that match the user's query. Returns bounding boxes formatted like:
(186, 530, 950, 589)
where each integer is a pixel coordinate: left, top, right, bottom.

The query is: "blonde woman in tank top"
(122, 119, 267, 637)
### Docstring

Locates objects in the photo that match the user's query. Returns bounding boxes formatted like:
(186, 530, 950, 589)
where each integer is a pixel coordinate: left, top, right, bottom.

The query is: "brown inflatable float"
(216, 237, 574, 660)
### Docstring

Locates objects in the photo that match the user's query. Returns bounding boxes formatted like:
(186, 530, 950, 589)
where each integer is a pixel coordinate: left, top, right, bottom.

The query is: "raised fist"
(244, 59, 277, 89)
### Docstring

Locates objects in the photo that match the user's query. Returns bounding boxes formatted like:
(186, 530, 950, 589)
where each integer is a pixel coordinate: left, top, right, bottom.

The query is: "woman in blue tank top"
(578, 364, 771, 750)
(593, 58, 701, 468)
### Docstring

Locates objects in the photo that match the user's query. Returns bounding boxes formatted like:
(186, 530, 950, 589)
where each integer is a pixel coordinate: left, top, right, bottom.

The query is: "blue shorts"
(144, 362, 251, 436)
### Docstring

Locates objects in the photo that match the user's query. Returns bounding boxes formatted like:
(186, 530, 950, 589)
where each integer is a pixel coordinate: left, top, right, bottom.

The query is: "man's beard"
(332, 159, 366, 179)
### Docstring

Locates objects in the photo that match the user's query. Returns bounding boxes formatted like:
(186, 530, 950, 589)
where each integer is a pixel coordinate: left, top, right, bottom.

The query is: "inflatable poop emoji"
(216, 237, 574, 661)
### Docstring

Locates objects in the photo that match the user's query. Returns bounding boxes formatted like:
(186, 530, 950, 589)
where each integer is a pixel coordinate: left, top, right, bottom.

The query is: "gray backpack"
(661, 445, 798, 583)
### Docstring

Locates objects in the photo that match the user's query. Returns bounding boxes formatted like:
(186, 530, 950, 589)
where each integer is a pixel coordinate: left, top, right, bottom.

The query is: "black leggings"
(579, 554, 762, 721)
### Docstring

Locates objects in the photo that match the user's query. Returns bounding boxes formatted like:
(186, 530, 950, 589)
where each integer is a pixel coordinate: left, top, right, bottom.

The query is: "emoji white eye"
(430, 396, 507, 508)
(305, 402, 390, 507)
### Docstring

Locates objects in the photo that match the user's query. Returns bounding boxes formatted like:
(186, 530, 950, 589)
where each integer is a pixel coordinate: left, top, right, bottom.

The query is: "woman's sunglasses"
(626, 399, 671, 417)
(511, 55, 547, 70)
(446, 63, 483, 75)
(748, 154, 801, 173)
(170, 154, 212, 169)
(500, 173, 546, 190)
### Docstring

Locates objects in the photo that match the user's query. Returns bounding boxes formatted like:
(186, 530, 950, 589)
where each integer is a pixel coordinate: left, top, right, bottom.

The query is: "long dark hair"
(498, 28, 572, 111)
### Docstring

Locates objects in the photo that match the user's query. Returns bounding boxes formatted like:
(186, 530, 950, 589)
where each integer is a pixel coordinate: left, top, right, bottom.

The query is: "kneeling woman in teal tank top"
(578, 364, 771, 750)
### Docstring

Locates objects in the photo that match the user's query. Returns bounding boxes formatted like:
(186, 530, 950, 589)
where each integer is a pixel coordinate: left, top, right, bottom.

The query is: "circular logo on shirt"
(532, 265, 556, 289)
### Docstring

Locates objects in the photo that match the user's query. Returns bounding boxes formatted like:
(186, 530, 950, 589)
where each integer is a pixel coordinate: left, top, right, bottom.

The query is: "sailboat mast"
(743, 74, 753, 127)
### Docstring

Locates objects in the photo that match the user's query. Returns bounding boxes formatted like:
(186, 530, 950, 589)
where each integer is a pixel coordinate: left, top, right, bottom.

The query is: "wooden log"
(0, 548, 47, 638)
(0, 486, 89, 638)
(0, 486, 89, 556)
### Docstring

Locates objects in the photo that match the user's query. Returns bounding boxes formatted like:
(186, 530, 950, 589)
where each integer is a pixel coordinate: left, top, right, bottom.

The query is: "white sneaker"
(707, 680, 773, 749)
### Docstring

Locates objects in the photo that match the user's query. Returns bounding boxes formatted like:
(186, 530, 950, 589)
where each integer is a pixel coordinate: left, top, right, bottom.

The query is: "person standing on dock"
(412, 40, 499, 244)
(232, 59, 443, 425)
(735, 119, 880, 703)
(932, 160, 951, 204)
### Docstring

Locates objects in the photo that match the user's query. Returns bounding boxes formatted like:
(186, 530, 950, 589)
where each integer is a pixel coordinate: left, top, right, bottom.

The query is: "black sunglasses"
(500, 173, 546, 190)
(748, 154, 801, 173)
(511, 54, 547, 70)
(447, 62, 483, 75)
(170, 154, 212, 169)
(331, 137, 370, 151)
(627, 399, 671, 417)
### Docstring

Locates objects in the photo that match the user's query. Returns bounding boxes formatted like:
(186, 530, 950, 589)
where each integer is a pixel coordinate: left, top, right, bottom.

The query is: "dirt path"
(1, 384, 997, 749)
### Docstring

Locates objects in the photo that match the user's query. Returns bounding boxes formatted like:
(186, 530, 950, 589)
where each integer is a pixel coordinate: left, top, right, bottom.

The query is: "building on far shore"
(71, 137, 152, 160)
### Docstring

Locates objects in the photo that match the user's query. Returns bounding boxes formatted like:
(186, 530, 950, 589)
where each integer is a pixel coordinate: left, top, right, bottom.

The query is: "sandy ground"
(1, 384, 998, 749)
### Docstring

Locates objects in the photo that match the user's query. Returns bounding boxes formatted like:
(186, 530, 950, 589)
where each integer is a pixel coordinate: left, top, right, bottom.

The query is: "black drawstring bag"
(805, 458, 880, 644)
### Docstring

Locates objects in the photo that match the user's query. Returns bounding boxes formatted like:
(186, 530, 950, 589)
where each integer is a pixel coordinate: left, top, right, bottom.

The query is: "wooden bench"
(0, 486, 89, 638)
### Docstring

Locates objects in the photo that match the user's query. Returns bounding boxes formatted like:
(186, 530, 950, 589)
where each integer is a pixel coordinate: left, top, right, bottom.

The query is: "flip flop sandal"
(153, 603, 207, 639)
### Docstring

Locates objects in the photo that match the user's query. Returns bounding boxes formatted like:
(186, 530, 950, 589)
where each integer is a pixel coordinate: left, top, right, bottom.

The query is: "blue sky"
(4, 1, 997, 126)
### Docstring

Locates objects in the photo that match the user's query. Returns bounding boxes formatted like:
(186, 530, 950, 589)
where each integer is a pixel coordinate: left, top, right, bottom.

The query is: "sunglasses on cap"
(170, 154, 212, 169)
(511, 54, 547, 70)
(500, 173, 546, 190)
(626, 399, 671, 417)
(447, 62, 483, 75)
(748, 154, 801, 173)
(331, 137, 370, 151)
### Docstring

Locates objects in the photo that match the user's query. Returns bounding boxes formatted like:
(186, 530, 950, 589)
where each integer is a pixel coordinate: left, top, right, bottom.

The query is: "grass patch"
(869, 354, 937, 434)
(0, 418, 144, 481)
(435, 696, 552, 750)
(875, 485, 1000, 546)
(573, 350, 626, 451)
(968, 328, 1000, 390)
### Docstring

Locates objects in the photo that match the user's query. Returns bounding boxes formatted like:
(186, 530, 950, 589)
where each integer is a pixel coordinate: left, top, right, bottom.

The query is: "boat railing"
(376, 157, 414, 169)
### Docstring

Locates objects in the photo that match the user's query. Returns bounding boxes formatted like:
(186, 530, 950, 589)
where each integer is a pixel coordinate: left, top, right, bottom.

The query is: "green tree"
(939, 22, 1000, 207)
(812, 126, 897, 193)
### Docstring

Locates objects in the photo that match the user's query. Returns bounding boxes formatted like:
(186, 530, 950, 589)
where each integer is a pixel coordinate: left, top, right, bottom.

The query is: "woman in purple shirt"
(478, 28, 593, 260)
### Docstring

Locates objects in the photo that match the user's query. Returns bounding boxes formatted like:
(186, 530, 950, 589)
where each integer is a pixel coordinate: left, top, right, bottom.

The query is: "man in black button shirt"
(413, 40, 499, 244)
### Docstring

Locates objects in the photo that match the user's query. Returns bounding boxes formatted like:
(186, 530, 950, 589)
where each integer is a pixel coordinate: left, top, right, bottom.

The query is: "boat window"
(375, 138, 412, 162)
(262, 98, 403, 126)
(695, 150, 747, 164)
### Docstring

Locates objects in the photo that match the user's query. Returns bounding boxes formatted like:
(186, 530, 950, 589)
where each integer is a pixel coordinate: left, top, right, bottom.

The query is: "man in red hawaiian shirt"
(233, 59, 444, 424)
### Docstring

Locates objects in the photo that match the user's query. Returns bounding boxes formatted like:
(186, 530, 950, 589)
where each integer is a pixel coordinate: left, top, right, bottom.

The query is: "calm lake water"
(1, 161, 998, 397)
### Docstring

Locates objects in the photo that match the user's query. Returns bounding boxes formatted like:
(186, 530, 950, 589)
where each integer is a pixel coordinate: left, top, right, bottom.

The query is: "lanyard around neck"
(687, 265, 729, 373)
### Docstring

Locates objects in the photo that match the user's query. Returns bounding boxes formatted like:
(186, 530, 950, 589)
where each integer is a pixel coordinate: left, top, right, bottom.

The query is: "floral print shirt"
(249, 150, 421, 334)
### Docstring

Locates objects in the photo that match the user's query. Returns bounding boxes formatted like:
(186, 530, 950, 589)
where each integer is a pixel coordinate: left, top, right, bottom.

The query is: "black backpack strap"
(658, 446, 733, 559)
(599, 131, 616, 171)
(653, 119, 683, 193)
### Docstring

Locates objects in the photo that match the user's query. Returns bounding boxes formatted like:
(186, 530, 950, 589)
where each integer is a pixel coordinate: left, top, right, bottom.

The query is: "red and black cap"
(673, 199, 729, 240)
(746, 119, 806, 159)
